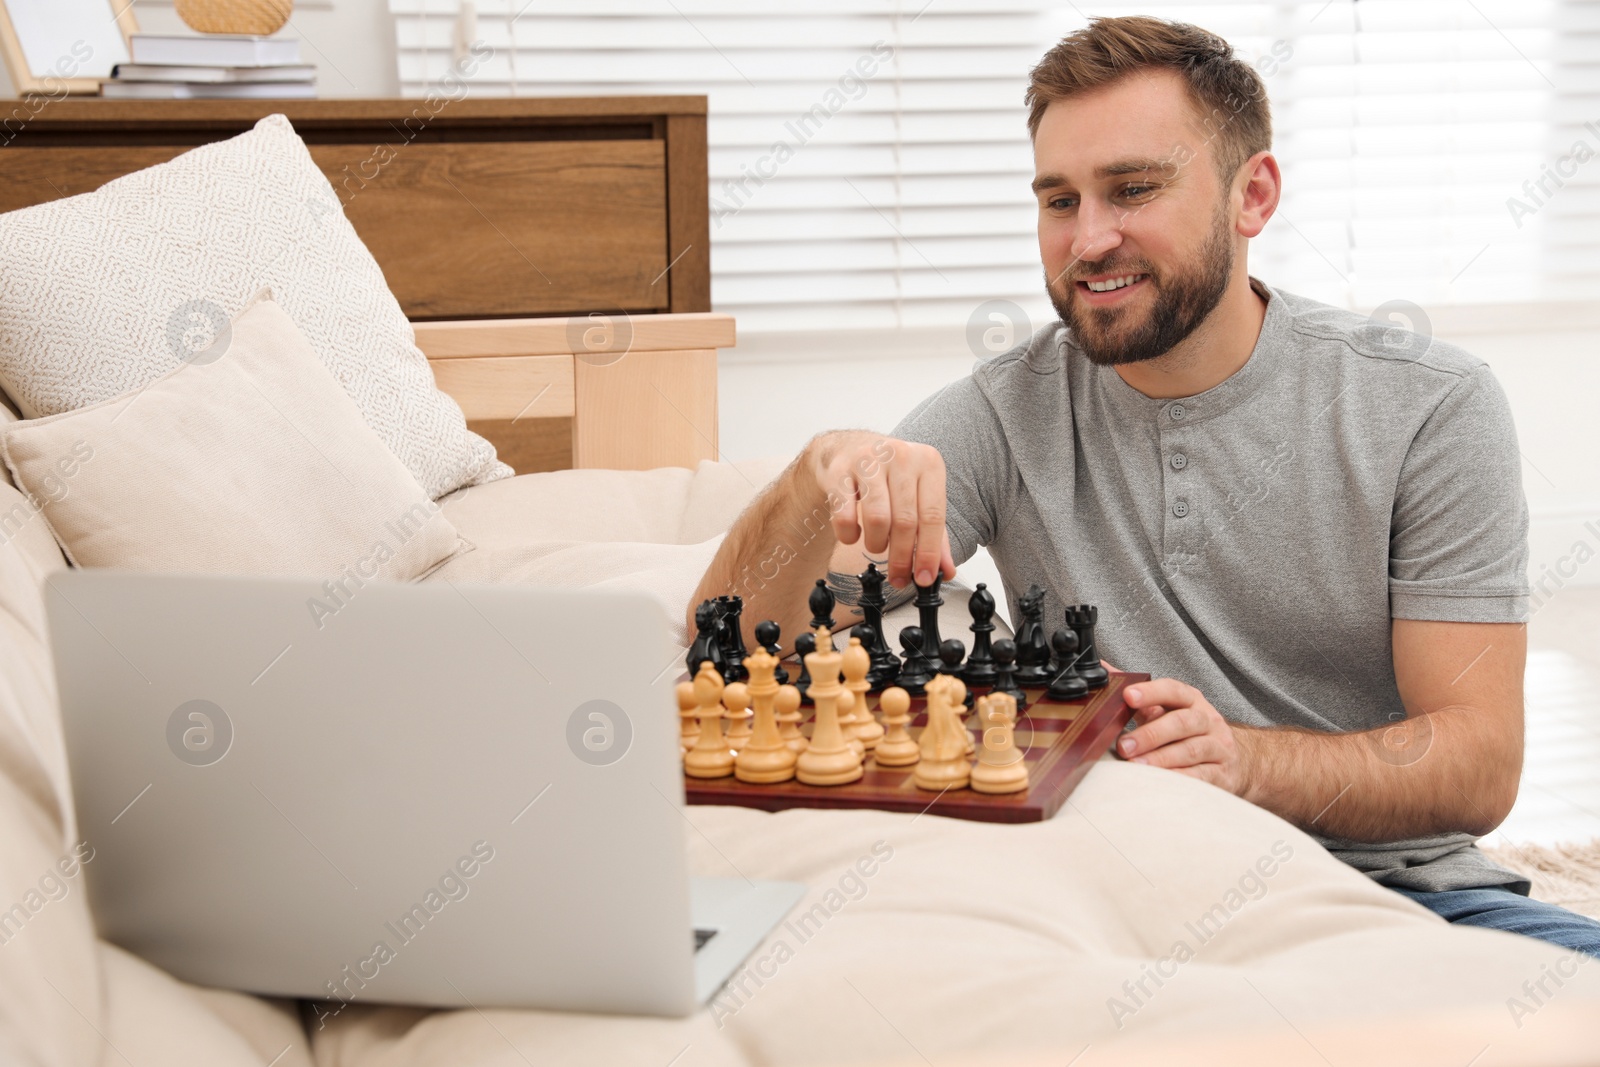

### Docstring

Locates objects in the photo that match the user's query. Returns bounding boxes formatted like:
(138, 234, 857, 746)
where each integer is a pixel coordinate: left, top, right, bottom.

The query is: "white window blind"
(389, 1, 1595, 330)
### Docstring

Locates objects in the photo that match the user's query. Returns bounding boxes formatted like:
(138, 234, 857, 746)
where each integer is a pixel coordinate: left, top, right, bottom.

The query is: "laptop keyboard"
(693, 927, 718, 952)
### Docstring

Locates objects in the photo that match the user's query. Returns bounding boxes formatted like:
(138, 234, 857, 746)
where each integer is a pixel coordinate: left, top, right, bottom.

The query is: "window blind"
(389, 0, 1592, 330)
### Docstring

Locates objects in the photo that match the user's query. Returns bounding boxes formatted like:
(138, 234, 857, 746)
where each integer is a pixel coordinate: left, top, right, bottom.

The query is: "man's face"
(1032, 70, 1238, 366)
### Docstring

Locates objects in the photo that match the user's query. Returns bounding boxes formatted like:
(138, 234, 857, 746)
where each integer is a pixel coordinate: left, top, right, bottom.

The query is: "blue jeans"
(1394, 885, 1600, 958)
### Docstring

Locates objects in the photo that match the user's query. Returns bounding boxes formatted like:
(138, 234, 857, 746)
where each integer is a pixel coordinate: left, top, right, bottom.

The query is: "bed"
(0, 97, 1596, 1067)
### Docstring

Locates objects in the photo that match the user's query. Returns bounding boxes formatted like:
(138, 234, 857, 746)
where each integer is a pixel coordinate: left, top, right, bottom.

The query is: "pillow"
(0, 292, 468, 582)
(0, 113, 511, 500)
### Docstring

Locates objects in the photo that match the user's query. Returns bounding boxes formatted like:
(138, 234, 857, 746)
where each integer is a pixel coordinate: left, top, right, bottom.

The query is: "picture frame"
(0, 0, 139, 96)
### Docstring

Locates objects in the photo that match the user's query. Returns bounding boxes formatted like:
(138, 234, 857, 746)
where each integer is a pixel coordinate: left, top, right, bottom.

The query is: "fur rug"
(1481, 838, 1600, 920)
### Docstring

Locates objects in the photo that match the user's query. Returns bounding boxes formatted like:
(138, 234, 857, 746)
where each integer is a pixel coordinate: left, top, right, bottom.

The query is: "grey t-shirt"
(892, 276, 1531, 894)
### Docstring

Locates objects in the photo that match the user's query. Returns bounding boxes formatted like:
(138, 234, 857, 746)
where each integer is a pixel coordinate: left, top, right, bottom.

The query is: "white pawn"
(723, 681, 753, 756)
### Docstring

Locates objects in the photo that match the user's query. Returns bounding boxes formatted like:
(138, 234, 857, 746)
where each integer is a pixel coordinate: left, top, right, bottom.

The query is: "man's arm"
(1117, 618, 1525, 840)
(686, 430, 955, 649)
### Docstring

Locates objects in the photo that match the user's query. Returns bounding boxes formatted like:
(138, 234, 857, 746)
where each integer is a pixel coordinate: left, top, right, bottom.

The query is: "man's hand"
(809, 430, 956, 589)
(1117, 679, 1252, 797)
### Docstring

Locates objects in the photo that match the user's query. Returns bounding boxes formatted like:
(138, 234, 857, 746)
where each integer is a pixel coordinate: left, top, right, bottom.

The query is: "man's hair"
(1025, 16, 1272, 182)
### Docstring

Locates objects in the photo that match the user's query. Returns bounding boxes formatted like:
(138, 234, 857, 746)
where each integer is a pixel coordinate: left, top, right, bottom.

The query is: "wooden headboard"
(0, 96, 726, 472)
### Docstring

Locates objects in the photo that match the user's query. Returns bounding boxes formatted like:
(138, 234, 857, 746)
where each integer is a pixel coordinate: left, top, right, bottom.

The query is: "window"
(390, 1, 1593, 330)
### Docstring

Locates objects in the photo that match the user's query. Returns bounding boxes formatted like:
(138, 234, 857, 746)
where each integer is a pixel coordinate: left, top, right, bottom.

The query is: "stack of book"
(102, 34, 316, 99)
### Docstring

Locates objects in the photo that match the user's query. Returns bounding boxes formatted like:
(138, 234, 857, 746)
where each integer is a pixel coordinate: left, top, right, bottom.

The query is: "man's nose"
(1070, 197, 1126, 266)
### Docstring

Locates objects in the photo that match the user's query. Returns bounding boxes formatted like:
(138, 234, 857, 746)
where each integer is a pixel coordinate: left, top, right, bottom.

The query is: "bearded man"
(689, 15, 1600, 956)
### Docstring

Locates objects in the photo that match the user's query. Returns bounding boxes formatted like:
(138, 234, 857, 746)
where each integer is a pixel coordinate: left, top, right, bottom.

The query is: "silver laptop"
(45, 569, 803, 1016)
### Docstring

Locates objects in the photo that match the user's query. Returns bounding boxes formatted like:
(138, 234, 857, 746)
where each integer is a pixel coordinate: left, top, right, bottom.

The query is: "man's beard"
(1046, 207, 1235, 367)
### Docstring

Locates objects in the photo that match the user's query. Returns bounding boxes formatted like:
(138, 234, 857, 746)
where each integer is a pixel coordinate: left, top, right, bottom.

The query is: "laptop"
(45, 569, 803, 1016)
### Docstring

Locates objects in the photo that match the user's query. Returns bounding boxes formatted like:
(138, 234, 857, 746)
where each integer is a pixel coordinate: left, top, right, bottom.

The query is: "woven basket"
(174, 0, 294, 36)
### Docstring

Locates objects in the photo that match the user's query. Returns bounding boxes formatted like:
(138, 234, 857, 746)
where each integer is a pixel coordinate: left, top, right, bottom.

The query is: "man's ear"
(1236, 151, 1282, 239)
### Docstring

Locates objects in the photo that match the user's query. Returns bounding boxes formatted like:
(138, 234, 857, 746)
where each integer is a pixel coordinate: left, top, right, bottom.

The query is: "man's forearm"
(1237, 706, 1522, 841)
(686, 448, 841, 651)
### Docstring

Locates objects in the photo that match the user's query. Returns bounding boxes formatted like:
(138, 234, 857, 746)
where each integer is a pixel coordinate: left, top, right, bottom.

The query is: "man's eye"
(1123, 184, 1155, 199)
(1047, 196, 1076, 210)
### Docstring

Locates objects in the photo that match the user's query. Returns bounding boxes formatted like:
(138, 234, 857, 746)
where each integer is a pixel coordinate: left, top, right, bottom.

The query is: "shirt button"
(1170, 453, 1188, 470)
(1173, 499, 1189, 518)
(1170, 404, 1187, 420)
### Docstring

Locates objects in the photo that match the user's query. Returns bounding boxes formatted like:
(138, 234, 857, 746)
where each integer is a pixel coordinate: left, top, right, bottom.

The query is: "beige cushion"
(1, 294, 467, 581)
(0, 114, 510, 500)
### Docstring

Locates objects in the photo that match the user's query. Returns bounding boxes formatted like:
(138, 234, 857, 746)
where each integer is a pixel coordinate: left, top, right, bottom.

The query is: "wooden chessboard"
(683, 671, 1147, 824)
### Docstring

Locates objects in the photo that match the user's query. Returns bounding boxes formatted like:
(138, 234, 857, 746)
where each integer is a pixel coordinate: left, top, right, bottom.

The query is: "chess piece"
(961, 583, 999, 689)
(1045, 629, 1089, 701)
(895, 625, 933, 697)
(775, 683, 807, 753)
(913, 574, 945, 671)
(913, 675, 971, 791)
(795, 626, 864, 785)
(723, 681, 752, 755)
(676, 679, 699, 752)
(937, 638, 976, 709)
(793, 631, 816, 705)
(872, 686, 919, 766)
(754, 619, 789, 685)
(842, 637, 883, 753)
(686, 600, 729, 678)
(991, 638, 1028, 712)
(1067, 605, 1110, 690)
(735, 648, 797, 783)
(683, 662, 735, 778)
(970, 693, 1029, 794)
(1012, 584, 1051, 686)
(717, 595, 750, 683)
(857, 565, 902, 688)
(809, 579, 837, 650)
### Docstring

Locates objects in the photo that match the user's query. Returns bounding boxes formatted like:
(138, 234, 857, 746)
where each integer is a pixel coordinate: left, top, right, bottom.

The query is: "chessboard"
(683, 673, 1146, 824)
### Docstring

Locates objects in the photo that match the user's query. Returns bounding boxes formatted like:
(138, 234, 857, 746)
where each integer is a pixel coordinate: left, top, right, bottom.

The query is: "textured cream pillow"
(0, 113, 510, 499)
(0, 293, 469, 582)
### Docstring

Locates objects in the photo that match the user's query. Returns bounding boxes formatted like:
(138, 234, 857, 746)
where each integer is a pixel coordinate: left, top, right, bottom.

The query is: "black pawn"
(852, 622, 894, 692)
(1012, 584, 1052, 686)
(754, 619, 788, 685)
(857, 563, 901, 686)
(1045, 628, 1089, 701)
(1067, 605, 1109, 690)
(961, 583, 998, 689)
(937, 637, 975, 709)
(686, 599, 729, 678)
(716, 595, 749, 682)
(991, 638, 1027, 711)
(895, 625, 933, 697)
(809, 578, 836, 650)
(793, 631, 817, 704)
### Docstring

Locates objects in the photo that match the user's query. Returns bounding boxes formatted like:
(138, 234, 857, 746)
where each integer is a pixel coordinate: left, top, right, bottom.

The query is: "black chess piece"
(937, 637, 976, 709)
(808, 578, 837, 650)
(857, 563, 901, 686)
(716, 595, 749, 682)
(686, 599, 729, 678)
(1045, 628, 1089, 701)
(961, 583, 998, 688)
(851, 622, 895, 692)
(1012, 583, 1052, 686)
(1067, 604, 1109, 690)
(913, 574, 944, 671)
(754, 619, 789, 685)
(793, 630, 817, 704)
(895, 625, 933, 697)
(991, 638, 1027, 711)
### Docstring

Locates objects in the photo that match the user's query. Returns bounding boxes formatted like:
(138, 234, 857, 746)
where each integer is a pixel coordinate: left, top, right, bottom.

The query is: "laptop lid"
(47, 569, 702, 1016)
